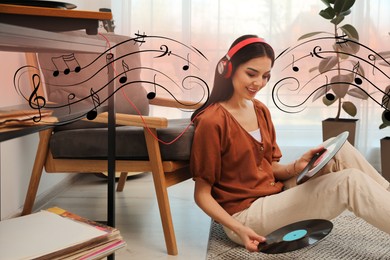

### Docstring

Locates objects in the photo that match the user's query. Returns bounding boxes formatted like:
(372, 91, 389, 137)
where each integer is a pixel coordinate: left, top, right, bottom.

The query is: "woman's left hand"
(295, 146, 326, 173)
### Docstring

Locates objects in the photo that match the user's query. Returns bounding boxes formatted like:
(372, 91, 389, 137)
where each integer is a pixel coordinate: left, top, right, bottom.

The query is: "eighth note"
(352, 62, 363, 85)
(87, 88, 101, 120)
(183, 53, 190, 71)
(119, 60, 129, 84)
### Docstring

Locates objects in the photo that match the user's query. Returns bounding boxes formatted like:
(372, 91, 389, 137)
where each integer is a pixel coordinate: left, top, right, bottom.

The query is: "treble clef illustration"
(28, 73, 46, 122)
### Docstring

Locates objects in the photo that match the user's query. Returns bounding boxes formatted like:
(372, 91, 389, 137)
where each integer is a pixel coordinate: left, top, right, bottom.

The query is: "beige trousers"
(224, 141, 390, 245)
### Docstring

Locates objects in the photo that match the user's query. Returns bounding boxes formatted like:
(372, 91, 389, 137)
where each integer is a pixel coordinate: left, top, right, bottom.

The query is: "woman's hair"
(191, 34, 275, 120)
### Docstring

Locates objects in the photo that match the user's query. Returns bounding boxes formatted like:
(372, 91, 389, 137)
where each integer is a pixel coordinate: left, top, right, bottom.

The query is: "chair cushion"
(50, 118, 194, 161)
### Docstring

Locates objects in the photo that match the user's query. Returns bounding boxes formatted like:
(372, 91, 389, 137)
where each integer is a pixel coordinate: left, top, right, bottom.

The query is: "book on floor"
(0, 207, 126, 260)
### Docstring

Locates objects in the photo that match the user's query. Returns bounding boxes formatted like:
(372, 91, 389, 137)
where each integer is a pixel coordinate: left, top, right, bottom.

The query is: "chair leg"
(116, 172, 128, 192)
(22, 128, 53, 215)
(144, 128, 178, 255)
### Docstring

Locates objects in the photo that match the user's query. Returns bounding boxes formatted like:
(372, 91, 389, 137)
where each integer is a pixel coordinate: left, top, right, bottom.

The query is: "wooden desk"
(0, 3, 112, 34)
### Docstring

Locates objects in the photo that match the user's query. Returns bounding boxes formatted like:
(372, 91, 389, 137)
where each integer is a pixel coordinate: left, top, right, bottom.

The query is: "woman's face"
(231, 56, 272, 100)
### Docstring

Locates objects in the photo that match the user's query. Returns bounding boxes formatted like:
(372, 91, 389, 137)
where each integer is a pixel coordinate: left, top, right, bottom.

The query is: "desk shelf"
(0, 23, 109, 53)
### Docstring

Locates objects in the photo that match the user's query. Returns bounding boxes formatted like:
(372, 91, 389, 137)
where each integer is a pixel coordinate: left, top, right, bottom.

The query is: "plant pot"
(322, 118, 358, 146)
(380, 137, 390, 181)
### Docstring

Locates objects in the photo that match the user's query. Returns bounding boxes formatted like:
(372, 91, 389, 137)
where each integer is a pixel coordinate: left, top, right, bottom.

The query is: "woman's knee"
(335, 169, 370, 191)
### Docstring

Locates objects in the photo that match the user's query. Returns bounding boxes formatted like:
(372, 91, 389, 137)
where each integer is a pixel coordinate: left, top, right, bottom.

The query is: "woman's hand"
(236, 224, 266, 252)
(295, 146, 326, 173)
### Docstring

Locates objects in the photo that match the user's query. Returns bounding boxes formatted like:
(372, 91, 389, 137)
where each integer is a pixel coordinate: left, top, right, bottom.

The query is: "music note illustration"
(28, 73, 46, 122)
(183, 53, 190, 71)
(134, 31, 147, 46)
(119, 60, 129, 84)
(147, 75, 157, 100)
(335, 35, 348, 45)
(292, 55, 299, 72)
(352, 62, 363, 85)
(368, 54, 377, 75)
(323, 75, 335, 101)
(51, 53, 81, 77)
(87, 88, 101, 120)
(67, 93, 76, 114)
(155, 44, 172, 58)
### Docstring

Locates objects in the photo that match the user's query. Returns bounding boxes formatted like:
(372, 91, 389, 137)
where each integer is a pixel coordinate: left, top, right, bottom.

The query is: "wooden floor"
(37, 173, 210, 259)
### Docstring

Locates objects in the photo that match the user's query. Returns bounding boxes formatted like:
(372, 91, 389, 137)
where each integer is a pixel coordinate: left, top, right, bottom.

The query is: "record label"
(283, 229, 307, 241)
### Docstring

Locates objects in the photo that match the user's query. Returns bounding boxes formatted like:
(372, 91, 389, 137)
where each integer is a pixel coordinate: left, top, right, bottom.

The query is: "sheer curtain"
(111, 0, 390, 170)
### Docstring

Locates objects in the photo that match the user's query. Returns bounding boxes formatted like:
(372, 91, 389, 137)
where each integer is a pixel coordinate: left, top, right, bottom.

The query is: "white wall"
(0, 52, 70, 219)
(0, 0, 111, 219)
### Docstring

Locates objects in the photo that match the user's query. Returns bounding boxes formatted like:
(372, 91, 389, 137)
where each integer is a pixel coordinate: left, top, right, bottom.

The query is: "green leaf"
(334, 0, 355, 14)
(318, 56, 338, 73)
(309, 66, 319, 73)
(321, 0, 331, 7)
(342, 101, 357, 117)
(331, 74, 353, 98)
(340, 24, 359, 41)
(335, 39, 360, 55)
(340, 9, 352, 16)
(331, 15, 345, 25)
(313, 87, 327, 102)
(323, 95, 337, 106)
(298, 31, 328, 41)
(319, 7, 336, 19)
(348, 88, 369, 100)
(377, 51, 390, 58)
(380, 110, 390, 129)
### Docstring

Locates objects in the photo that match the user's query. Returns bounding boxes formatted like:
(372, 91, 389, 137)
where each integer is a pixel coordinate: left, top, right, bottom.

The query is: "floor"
(37, 173, 211, 260)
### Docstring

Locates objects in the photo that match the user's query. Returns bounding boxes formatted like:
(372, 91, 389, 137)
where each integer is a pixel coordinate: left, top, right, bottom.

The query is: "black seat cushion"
(50, 118, 194, 161)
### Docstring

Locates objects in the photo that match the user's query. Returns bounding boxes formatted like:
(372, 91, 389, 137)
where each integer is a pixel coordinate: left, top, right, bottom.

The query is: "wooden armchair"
(21, 33, 200, 255)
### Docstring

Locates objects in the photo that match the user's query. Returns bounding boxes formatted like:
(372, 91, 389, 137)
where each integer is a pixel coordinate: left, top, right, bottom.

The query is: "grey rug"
(207, 213, 390, 259)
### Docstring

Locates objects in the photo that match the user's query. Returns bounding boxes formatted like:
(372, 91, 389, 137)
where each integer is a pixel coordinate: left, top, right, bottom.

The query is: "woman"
(190, 34, 390, 252)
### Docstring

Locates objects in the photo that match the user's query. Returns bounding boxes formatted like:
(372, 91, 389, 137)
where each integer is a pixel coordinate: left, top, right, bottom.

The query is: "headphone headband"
(218, 37, 269, 78)
(225, 37, 267, 60)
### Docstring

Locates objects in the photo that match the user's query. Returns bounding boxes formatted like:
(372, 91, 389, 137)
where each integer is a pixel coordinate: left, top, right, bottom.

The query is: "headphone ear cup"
(217, 58, 228, 77)
(224, 61, 233, 78)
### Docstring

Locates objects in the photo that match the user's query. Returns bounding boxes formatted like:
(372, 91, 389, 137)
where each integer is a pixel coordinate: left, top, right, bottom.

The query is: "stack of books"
(0, 207, 126, 259)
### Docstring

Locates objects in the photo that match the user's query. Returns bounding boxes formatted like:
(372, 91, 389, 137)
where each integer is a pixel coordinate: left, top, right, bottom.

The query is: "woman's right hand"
(236, 224, 266, 252)
(195, 179, 266, 252)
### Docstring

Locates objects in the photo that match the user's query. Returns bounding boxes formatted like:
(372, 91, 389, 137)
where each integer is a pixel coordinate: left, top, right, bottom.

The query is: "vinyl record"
(296, 131, 349, 185)
(258, 219, 333, 254)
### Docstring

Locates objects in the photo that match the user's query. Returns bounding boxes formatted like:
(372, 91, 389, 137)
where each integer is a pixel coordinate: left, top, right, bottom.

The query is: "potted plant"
(297, 0, 368, 145)
(380, 85, 390, 180)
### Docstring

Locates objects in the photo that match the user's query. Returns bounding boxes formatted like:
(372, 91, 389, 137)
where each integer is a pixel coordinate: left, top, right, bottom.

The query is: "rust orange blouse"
(190, 100, 284, 215)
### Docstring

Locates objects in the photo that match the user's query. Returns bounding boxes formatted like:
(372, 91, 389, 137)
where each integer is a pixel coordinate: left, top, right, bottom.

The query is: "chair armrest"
(149, 96, 203, 110)
(90, 112, 168, 128)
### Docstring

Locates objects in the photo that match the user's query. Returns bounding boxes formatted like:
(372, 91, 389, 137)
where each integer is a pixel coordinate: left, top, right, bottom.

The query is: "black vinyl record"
(258, 219, 333, 254)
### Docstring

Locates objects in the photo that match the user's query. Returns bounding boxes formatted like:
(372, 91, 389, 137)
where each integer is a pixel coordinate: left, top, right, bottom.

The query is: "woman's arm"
(272, 146, 326, 180)
(194, 178, 265, 252)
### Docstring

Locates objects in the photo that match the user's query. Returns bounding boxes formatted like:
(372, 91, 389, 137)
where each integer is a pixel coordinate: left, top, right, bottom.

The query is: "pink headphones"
(217, 37, 269, 78)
